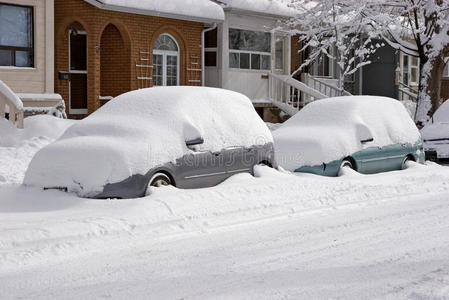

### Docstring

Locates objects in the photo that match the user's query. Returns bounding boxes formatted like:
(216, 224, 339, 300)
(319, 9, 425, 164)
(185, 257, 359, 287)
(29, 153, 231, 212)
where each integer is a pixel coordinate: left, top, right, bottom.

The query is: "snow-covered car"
(421, 100, 449, 161)
(24, 87, 275, 198)
(274, 96, 424, 176)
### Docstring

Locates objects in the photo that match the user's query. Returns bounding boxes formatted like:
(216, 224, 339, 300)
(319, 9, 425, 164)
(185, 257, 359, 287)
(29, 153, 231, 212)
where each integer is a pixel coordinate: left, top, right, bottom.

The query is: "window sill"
(0, 66, 36, 70)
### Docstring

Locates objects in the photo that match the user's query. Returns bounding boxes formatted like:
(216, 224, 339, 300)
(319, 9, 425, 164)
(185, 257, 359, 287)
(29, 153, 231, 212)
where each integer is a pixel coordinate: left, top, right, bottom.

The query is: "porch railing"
(398, 82, 418, 102)
(0, 80, 24, 129)
(302, 73, 352, 98)
(268, 73, 327, 116)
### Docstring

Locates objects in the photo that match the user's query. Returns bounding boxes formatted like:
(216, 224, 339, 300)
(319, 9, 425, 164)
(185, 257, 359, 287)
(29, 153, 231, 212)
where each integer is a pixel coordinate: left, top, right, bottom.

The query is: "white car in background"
(422, 100, 449, 161)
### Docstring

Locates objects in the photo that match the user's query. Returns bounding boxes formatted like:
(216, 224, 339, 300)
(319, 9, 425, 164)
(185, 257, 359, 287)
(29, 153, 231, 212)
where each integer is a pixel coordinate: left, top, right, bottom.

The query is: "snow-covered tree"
(286, 0, 449, 126)
(287, 0, 383, 89)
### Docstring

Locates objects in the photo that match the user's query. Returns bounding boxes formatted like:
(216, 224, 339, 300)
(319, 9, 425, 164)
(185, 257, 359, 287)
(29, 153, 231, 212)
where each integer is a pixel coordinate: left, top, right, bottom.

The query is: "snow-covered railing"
(302, 73, 352, 98)
(398, 83, 418, 102)
(268, 73, 327, 116)
(0, 80, 24, 129)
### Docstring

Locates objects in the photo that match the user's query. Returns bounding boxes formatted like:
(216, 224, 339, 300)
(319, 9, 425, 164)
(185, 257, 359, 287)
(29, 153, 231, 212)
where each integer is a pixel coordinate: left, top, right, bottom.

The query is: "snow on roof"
(24, 86, 272, 197)
(274, 96, 421, 171)
(84, 0, 225, 23)
(220, 0, 297, 18)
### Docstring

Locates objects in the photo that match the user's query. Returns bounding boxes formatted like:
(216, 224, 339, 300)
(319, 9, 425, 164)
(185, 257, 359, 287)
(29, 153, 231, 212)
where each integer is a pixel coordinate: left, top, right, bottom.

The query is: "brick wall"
(55, 0, 204, 117)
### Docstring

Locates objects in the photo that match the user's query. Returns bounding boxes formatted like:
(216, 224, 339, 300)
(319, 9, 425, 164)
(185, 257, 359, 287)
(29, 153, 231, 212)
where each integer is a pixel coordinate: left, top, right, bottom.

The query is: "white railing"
(398, 82, 418, 102)
(268, 73, 328, 116)
(302, 73, 352, 98)
(0, 80, 24, 129)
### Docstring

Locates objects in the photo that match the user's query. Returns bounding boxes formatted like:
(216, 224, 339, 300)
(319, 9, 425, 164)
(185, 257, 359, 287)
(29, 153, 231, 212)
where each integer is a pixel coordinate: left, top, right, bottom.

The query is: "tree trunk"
(415, 55, 445, 127)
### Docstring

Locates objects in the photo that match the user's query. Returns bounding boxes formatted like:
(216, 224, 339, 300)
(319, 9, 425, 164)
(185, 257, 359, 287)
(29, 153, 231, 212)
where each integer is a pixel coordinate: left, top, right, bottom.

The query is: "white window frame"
(274, 37, 285, 72)
(400, 52, 420, 87)
(68, 29, 88, 115)
(152, 33, 180, 86)
(228, 27, 271, 71)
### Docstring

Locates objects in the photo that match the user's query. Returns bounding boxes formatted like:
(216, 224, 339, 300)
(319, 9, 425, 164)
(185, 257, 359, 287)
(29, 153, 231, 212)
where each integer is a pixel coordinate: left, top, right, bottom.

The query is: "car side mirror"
(186, 137, 204, 147)
(360, 137, 374, 144)
(356, 123, 374, 144)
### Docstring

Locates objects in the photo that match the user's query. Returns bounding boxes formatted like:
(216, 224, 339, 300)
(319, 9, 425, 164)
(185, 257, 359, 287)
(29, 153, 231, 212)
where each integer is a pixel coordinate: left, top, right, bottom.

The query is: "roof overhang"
(84, 0, 224, 24)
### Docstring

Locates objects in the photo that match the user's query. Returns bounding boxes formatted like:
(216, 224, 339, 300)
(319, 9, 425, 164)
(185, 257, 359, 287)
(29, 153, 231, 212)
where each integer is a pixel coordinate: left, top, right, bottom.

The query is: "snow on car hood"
(274, 96, 421, 171)
(24, 87, 273, 197)
(421, 122, 449, 141)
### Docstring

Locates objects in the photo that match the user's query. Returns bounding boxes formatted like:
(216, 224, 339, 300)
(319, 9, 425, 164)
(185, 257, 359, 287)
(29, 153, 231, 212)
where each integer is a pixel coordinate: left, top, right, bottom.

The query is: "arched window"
(153, 34, 179, 86)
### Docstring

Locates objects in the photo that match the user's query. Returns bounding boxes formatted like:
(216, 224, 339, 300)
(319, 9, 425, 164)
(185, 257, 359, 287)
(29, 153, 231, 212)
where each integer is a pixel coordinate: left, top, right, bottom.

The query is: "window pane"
(240, 53, 249, 69)
(15, 50, 31, 67)
(154, 34, 178, 51)
(0, 4, 32, 48)
(0, 49, 12, 66)
(205, 51, 216, 67)
(152, 54, 163, 86)
(229, 28, 271, 53)
(251, 53, 260, 70)
(70, 33, 87, 71)
(275, 40, 283, 70)
(261, 55, 271, 70)
(205, 28, 217, 48)
(411, 56, 419, 67)
(444, 63, 449, 77)
(229, 52, 239, 68)
(411, 68, 418, 84)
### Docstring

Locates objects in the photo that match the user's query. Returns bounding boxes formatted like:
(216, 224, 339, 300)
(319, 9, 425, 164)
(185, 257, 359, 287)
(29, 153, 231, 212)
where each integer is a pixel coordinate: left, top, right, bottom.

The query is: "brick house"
(54, 0, 224, 118)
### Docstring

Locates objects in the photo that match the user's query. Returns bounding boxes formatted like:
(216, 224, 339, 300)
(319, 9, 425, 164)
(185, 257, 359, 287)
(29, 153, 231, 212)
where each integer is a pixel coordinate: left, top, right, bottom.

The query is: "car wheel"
(338, 159, 354, 176)
(149, 173, 172, 187)
(257, 161, 273, 168)
(401, 156, 414, 170)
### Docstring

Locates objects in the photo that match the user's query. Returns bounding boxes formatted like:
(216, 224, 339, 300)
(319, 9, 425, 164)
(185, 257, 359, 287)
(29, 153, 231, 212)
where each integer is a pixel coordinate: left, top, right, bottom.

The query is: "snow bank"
(0, 115, 75, 185)
(223, 0, 296, 17)
(24, 87, 272, 197)
(88, 0, 225, 22)
(421, 100, 449, 140)
(274, 96, 421, 171)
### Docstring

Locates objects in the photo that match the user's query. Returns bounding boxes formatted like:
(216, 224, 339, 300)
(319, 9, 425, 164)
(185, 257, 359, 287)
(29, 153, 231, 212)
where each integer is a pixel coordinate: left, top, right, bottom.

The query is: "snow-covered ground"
(1, 116, 449, 299)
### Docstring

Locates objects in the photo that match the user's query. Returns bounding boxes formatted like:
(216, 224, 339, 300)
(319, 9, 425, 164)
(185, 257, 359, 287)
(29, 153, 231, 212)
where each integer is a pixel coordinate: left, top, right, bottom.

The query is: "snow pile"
(223, 0, 296, 17)
(274, 96, 421, 171)
(89, 0, 224, 21)
(421, 100, 449, 141)
(24, 87, 272, 197)
(0, 115, 75, 184)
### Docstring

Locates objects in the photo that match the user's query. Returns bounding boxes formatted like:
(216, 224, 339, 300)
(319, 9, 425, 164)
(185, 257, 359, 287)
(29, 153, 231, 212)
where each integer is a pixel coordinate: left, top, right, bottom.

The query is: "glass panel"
(152, 54, 163, 86)
(411, 67, 418, 84)
(166, 55, 178, 86)
(240, 53, 249, 69)
(205, 28, 217, 48)
(275, 39, 284, 70)
(70, 73, 88, 109)
(70, 33, 87, 71)
(251, 53, 260, 70)
(205, 51, 216, 67)
(229, 28, 271, 53)
(15, 50, 31, 67)
(0, 4, 32, 48)
(153, 34, 178, 51)
(261, 55, 271, 70)
(229, 52, 239, 68)
(444, 63, 449, 77)
(403, 55, 409, 85)
(0, 49, 12, 66)
(411, 56, 419, 67)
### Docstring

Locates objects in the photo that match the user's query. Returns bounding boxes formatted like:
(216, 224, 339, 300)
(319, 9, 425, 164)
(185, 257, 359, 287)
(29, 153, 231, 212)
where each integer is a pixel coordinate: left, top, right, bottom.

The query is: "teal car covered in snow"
(274, 96, 425, 176)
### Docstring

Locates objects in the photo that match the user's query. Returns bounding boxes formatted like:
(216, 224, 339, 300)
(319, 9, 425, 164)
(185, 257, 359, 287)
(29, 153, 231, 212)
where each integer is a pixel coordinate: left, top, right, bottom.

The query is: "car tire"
(149, 173, 172, 187)
(257, 161, 273, 168)
(401, 156, 414, 170)
(338, 159, 354, 176)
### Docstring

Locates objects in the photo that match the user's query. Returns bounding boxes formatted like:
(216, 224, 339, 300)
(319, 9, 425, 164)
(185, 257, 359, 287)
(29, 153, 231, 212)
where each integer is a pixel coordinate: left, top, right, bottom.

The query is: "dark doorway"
(69, 30, 88, 114)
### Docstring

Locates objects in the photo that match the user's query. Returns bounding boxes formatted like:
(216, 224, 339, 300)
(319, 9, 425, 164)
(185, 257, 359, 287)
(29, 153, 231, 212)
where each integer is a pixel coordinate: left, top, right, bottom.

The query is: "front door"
(152, 51, 179, 86)
(69, 31, 88, 114)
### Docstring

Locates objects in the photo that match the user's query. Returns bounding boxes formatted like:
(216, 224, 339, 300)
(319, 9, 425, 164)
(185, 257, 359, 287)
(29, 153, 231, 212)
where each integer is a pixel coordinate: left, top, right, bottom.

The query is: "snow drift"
(274, 96, 421, 171)
(24, 87, 272, 197)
